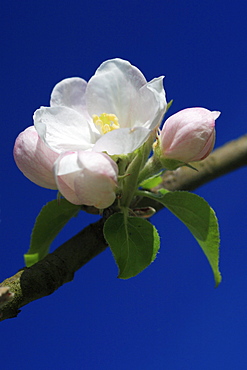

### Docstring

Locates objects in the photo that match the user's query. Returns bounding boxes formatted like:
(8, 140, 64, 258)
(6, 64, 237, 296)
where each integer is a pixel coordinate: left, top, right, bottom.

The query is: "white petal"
(75, 151, 118, 208)
(34, 106, 95, 153)
(54, 151, 118, 208)
(145, 77, 167, 128)
(74, 171, 116, 209)
(54, 152, 82, 204)
(130, 76, 167, 130)
(50, 77, 88, 116)
(92, 127, 151, 155)
(55, 151, 80, 177)
(211, 111, 221, 120)
(86, 58, 147, 128)
(77, 151, 118, 178)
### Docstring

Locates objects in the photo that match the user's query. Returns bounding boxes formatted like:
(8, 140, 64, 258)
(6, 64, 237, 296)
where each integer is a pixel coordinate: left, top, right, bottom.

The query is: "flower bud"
(160, 108, 220, 164)
(54, 151, 118, 209)
(13, 126, 59, 189)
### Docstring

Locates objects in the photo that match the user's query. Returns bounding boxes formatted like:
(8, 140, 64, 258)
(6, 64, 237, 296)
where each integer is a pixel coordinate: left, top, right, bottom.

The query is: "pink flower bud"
(160, 108, 221, 163)
(13, 126, 59, 189)
(54, 151, 118, 209)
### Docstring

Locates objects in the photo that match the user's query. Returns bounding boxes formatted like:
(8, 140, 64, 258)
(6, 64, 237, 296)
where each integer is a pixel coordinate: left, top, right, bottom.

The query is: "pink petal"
(13, 126, 59, 189)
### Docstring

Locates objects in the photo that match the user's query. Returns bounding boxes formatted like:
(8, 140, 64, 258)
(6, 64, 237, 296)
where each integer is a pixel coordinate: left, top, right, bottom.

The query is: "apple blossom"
(13, 126, 59, 189)
(160, 108, 221, 163)
(13, 58, 167, 208)
(54, 151, 118, 209)
(34, 58, 167, 156)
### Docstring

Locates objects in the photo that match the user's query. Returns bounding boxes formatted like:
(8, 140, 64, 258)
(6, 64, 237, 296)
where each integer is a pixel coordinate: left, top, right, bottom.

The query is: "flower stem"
(120, 134, 154, 208)
(120, 151, 144, 208)
(138, 155, 164, 184)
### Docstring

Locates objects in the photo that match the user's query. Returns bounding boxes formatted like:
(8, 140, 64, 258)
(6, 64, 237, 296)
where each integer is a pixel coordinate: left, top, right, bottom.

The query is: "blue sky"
(1, 1, 247, 369)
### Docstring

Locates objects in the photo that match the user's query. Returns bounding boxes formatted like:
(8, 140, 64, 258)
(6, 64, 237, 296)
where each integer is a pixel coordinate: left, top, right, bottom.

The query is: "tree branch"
(1, 134, 247, 321)
(159, 134, 247, 191)
(0, 220, 107, 321)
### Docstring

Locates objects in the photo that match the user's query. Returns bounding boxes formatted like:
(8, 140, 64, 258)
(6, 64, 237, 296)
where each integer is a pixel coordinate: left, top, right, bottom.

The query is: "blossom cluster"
(14, 58, 220, 209)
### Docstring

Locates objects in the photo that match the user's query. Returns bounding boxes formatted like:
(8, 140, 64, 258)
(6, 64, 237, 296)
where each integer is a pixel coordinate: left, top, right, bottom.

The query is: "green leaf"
(140, 173, 163, 189)
(137, 189, 221, 286)
(24, 199, 80, 267)
(104, 213, 160, 279)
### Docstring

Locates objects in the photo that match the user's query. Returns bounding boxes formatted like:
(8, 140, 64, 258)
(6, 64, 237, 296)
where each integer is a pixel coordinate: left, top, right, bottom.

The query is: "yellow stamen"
(93, 113, 120, 135)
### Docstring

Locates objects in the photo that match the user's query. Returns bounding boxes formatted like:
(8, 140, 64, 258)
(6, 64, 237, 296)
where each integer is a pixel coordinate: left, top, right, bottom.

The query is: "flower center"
(93, 113, 120, 135)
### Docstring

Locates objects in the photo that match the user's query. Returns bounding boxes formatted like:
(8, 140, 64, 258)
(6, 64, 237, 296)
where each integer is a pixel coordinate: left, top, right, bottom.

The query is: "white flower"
(34, 58, 167, 155)
(14, 59, 167, 208)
